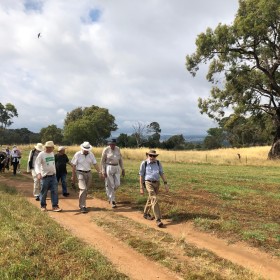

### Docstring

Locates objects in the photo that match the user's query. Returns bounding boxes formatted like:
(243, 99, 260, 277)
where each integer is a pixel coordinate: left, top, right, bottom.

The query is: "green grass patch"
(92, 211, 262, 280)
(0, 183, 128, 280)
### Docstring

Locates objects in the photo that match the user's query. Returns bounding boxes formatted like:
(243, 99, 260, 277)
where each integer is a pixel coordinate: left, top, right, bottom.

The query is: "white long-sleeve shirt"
(35, 151, 56, 177)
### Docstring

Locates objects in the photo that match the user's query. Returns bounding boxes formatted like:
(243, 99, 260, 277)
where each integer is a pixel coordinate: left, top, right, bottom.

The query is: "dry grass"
(15, 144, 276, 166)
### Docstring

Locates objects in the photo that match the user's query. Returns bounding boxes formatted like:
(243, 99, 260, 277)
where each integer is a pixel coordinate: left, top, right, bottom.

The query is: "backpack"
(142, 160, 160, 188)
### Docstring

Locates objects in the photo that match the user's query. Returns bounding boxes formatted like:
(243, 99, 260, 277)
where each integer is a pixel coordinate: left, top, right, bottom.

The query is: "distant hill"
(160, 134, 206, 143)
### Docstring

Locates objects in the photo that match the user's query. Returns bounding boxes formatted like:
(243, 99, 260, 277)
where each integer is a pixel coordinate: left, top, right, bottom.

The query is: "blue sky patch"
(89, 8, 101, 22)
(24, 0, 43, 12)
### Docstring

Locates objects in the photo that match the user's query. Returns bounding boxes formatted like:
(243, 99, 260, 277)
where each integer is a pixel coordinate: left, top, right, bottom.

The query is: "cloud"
(0, 0, 239, 135)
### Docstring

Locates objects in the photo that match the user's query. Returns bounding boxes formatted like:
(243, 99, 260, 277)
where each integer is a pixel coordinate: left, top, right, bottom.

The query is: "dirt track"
(2, 174, 280, 280)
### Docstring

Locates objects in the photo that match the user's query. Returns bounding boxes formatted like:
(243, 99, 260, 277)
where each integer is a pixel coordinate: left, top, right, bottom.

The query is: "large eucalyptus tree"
(186, 0, 280, 158)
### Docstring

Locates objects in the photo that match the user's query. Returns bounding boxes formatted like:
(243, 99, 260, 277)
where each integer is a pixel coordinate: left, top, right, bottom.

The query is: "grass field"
(13, 144, 280, 256)
(0, 184, 128, 280)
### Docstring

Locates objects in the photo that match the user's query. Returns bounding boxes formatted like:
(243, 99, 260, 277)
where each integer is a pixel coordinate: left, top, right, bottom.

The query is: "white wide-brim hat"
(80, 141, 92, 151)
(34, 143, 44, 151)
(44, 141, 55, 148)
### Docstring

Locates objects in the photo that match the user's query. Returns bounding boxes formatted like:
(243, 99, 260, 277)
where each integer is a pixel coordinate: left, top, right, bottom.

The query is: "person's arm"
(119, 151, 125, 177)
(159, 163, 169, 192)
(160, 174, 169, 192)
(94, 163, 101, 173)
(100, 149, 107, 177)
(34, 153, 42, 180)
(139, 162, 145, 194)
(71, 164, 76, 183)
(139, 175, 145, 195)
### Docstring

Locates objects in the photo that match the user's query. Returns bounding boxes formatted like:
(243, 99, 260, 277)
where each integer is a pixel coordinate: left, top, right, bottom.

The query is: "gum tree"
(0, 102, 18, 128)
(186, 0, 280, 158)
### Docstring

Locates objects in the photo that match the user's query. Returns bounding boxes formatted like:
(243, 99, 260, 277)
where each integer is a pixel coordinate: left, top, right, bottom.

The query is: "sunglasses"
(149, 154, 157, 158)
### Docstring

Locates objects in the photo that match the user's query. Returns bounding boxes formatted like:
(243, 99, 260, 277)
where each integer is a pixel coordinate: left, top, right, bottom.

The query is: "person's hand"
(103, 173, 107, 178)
(37, 173, 42, 180)
(122, 169, 125, 177)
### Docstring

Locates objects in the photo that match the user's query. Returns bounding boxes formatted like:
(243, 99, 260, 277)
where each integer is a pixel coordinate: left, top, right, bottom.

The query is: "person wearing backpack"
(139, 149, 169, 228)
(27, 143, 44, 200)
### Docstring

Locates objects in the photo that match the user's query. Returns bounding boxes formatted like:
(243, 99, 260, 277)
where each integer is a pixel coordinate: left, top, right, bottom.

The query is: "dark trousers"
(11, 162, 19, 175)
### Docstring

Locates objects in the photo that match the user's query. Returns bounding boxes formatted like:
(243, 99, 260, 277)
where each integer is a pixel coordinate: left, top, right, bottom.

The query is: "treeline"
(0, 103, 274, 150)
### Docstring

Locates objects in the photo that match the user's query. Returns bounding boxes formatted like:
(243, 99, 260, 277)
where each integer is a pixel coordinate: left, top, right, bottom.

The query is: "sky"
(0, 0, 239, 136)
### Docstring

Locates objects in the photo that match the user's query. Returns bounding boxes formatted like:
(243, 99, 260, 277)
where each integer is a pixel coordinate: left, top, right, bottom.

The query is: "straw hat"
(34, 143, 44, 151)
(44, 141, 55, 148)
(146, 149, 159, 156)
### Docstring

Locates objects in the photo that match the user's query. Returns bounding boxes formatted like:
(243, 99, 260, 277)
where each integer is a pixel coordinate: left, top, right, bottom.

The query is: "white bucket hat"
(44, 141, 55, 148)
(58, 146, 66, 152)
(80, 141, 92, 151)
(34, 143, 44, 151)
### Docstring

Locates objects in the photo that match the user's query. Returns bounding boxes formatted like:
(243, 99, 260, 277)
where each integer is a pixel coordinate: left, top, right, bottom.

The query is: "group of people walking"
(25, 139, 169, 227)
(0, 146, 21, 175)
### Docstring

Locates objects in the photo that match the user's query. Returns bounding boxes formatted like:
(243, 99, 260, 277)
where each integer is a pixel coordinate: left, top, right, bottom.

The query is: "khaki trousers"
(77, 171, 92, 208)
(144, 181, 161, 220)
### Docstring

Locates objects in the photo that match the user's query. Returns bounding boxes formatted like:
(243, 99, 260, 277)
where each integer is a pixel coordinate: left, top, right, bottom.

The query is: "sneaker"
(143, 213, 154, 220)
(80, 207, 88, 213)
(35, 196, 40, 201)
(52, 206, 62, 212)
(63, 193, 70, 197)
(112, 201, 117, 208)
(156, 219, 164, 228)
(41, 207, 47, 212)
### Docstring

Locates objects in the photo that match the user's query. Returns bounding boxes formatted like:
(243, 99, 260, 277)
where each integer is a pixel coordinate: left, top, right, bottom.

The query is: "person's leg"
(77, 172, 88, 209)
(145, 181, 161, 221)
(106, 166, 117, 206)
(31, 169, 40, 199)
(40, 178, 49, 209)
(144, 195, 152, 216)
(61, 173, 68, 195)
(50, 176, 59, 208)
(12, 162, 18, 175)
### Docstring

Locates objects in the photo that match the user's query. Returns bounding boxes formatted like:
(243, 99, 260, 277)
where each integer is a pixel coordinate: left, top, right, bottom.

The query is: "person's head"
(146, 149, 159, 162)
(80, 141, 92, 155)
(44, 141, 55, 153)
(108, 139, 117, 150)
(34, 143, 44, 152)
(58, 146, 66, 154)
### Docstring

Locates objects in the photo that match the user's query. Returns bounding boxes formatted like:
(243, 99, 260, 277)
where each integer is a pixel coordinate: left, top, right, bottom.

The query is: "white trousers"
(31, 169, 40, 197)
(105, 165, 120, 203)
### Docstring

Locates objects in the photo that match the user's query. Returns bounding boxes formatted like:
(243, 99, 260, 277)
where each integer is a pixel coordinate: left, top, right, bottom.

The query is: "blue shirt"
(139, 159, 164, 181)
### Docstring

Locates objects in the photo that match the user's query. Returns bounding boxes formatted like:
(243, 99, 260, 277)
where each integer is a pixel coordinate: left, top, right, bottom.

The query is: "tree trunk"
(268, 108, 280, 159)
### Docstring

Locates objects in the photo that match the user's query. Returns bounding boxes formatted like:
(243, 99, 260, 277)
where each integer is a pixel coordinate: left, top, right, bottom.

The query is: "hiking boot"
(63, 193, 70, 197)
(52, 206, 62, 212)
(80, 207, 88, 213)
(156, 219, 164, 228)
(35, 196, 40, 201)
(143, 213, 154, 220)
(112, 201, 117, 208)
(41, 207, 47, 212)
